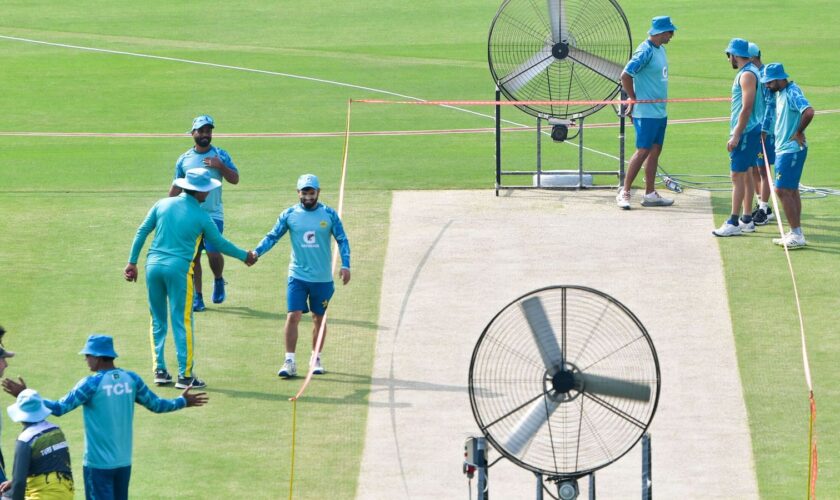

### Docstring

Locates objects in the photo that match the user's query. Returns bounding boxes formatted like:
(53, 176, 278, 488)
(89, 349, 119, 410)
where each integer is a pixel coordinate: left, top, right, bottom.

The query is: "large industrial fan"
(487, 0, 633, 191)
(468, 286, 660, 498)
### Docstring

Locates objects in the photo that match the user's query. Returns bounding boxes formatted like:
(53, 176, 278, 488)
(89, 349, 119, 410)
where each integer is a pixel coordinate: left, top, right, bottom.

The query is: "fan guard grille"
(469, 286, 660, 477)
(488, 0, 632, 119)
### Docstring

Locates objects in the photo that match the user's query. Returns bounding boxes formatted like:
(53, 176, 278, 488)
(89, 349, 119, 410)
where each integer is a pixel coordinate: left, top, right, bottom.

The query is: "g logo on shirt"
(662, 66, 668, 80)
(304, 231, 316, 244)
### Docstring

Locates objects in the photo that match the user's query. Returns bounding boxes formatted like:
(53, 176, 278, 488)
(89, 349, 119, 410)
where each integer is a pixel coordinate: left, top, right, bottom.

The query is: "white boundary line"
(0, 34, 515, 126)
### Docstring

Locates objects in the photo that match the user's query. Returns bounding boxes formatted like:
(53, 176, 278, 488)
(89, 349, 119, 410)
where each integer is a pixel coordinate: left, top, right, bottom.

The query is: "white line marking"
(0, 34, 519, 127)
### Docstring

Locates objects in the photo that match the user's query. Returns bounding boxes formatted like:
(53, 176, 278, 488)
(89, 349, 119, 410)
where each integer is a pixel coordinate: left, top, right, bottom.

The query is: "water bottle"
(662, 176, 682, 193)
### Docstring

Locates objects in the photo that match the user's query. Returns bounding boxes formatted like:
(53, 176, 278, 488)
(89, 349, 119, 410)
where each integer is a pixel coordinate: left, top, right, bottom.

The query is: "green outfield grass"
(1, 1, 839, 498)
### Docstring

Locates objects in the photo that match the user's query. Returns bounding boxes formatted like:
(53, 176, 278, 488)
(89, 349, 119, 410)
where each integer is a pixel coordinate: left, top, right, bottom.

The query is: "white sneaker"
(312, 358, 325, 375)
(616, 189, 630, 210)
(738, 219, 756, 233)
(640, 190, 674, 207)
(712, 221, 742, 237)
(278, 359, 297, 378)
(773, 232, 807, 249)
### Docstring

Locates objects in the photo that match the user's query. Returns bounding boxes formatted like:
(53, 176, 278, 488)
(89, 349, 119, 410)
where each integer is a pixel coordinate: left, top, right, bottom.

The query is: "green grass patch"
(1, 1, 839, 498)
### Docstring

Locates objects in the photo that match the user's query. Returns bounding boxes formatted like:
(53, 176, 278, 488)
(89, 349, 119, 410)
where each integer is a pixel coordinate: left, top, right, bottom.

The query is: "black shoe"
(154, 370, 173, 385)
(175, 376, 206, 389)
(753, 208, 768, 225)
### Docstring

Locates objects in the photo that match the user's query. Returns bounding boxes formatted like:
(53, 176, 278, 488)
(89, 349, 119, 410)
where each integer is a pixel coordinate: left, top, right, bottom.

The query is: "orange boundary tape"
(760, 137, 817, 498)
(353, 97, 731, 106)
(286, 99, 353, 499)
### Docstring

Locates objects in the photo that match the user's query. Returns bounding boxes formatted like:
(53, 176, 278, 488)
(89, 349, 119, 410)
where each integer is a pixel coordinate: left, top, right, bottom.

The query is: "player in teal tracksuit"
(126, 168, 255, 388)
(2, 335, 207, 500)
(254, 174, 350, 378)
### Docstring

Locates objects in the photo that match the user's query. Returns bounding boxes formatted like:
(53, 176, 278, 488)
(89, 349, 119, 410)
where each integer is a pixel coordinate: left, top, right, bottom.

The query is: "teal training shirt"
(255, 202, 350, 283)
(730, 62, 762, 135)
(174, 145, 237, 220)
(129, 193, 248, 272)
(759, 65, 776, 137)
(44, 369, 186, 469)
(773, 82, 812, 154)
(623, 39, 668, 119)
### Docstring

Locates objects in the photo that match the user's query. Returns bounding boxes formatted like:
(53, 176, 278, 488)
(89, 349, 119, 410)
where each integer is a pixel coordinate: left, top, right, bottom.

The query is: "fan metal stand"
(493, 88, 629, 196)
(465, 433, 652, 499)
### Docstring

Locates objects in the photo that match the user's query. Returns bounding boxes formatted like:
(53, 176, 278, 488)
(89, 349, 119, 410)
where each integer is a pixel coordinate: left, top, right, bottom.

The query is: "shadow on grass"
(206, 307, 384, 330)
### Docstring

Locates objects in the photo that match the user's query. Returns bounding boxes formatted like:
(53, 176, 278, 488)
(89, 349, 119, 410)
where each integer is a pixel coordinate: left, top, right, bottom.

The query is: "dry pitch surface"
(357, 189, 758, 499)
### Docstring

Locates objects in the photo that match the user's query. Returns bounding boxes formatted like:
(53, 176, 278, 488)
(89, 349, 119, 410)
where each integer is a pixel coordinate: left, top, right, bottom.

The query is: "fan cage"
(488, 0, 632, 119)
(468, 285, 660, 478)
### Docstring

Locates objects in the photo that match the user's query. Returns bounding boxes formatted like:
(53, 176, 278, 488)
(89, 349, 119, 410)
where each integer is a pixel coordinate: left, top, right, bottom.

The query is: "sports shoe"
(175, 376, 207, 389)
(738, 219, 756, 233)
(712, 222, 742, 237)
(640, 190, 674, 207)
(616, 189, 630, 210)
(212, 278, 226, 304)
(278, 359, 297, 378)
(312, 358, 325, 375)
(773, 232, 807, 249)
(193, 293, 206, 312)
(752, 208, 768, 225)
(765, 207, 775, 223)
(154, 369, 173, 386)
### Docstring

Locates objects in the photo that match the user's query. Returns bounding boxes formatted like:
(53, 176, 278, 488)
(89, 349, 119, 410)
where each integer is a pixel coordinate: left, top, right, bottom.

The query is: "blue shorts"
(632, 117, 667, 149)
(729, 128, 761, 172)
(774, 148, 807, 190)
(199, 218, 225, 254)
(756, 135, 776, 167)
(287, 277, 335, 315)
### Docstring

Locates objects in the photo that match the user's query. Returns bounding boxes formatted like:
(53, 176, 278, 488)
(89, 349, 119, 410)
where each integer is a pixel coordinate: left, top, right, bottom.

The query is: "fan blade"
(520, 296, 563, 372)
(503, 397, 561, 455)
(567, 47, 624, 81)
(499, 45, 554, 93)
(547, 0, 569, 43)
(575, 372, 651, 401)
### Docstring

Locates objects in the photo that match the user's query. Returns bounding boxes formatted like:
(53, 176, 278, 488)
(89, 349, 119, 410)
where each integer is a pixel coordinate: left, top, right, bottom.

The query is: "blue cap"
(748, 42, 761, 58)
(648, 16, 677, 36)
(173, 167, 222, 192)
(7, 389, 51, 423)
(79, 334, 118, 358)
(725, 38, 750, 58)
(190, 115, 215, 132)
(761, 63, 789, 83)
(297, 174, 320, 191)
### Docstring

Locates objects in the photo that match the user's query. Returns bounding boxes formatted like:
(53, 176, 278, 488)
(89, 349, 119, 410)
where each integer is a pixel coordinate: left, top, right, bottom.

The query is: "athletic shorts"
(287, 277, 335, 315)
(632, 117, 667, 150)
(729, 128, 761, 172)
(198, 218, 225, 254)
(756, 135, 776, 167)
(774, 148, 807, 190)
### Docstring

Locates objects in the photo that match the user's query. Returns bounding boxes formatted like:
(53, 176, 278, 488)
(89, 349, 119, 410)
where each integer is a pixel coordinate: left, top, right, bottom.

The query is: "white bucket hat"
(173, 168, 222, 192)
(8, 389, 51, 423)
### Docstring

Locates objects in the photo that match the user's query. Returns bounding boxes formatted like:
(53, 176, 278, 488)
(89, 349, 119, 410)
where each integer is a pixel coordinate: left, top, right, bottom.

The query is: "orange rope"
(353, 97, 731, 106)
(760, 137, 817, 498)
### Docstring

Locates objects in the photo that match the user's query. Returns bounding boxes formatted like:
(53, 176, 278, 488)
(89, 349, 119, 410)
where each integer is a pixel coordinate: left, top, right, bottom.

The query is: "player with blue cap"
(254, 174, 351, 378)
(745, 42, 776, 225)
(616, 16, 677, 210)
(171, 115, 241, 313)
(713, 38, 763, 237)
(761, 63, 815, 249)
